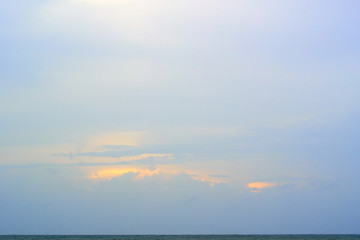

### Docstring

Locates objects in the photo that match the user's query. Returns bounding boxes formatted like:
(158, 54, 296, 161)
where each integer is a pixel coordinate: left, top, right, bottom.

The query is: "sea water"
(0, 235, 360, 240)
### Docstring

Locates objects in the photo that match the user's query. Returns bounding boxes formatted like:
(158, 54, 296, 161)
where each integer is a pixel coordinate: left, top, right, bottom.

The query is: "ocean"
(0, 235, 359, 240)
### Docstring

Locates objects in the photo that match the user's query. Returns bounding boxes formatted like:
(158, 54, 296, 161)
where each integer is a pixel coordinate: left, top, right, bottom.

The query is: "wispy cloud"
(89, 166, 228, 186)
(53, 151, 173, 161)
(91, 167, 160, 180)
(0, 154, 172, 171)
(209, 174, 232, 178)
(247, 182, 278, 192)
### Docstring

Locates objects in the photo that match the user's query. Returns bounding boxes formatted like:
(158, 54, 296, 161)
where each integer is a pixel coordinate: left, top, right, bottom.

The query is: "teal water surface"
(1, 235, 360, 240)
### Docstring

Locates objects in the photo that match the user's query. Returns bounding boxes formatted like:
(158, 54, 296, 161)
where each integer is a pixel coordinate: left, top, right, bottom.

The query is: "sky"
(1, 0, 360, 235)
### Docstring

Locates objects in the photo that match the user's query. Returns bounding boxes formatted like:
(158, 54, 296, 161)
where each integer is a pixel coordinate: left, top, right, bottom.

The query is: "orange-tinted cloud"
(90, 166, 227, 186)
(247, 182, 277, 191)
(91, 168, 159, 180)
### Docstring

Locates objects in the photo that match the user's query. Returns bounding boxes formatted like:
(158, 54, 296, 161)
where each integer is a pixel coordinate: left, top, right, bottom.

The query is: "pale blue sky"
(1, 0, 360, 234)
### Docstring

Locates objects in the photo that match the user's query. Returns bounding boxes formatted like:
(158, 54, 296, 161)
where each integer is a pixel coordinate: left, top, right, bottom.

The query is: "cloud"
(89, 165, 228, 186)
(209, 174, 231, 178)
(91, 167, 159, 180)
(1, 153, 176, 171)
(247, 182, 277, 192)
(54, 151, 173, 161)
(88, 131, 146, 147)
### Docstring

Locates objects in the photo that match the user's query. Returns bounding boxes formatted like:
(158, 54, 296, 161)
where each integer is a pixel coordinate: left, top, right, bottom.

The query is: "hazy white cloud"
(1, 0, 360, 234)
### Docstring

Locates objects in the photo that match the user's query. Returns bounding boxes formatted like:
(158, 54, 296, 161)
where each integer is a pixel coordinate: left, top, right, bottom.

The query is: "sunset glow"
(91, 168, 160, 180)
(247, 182, 278, 189)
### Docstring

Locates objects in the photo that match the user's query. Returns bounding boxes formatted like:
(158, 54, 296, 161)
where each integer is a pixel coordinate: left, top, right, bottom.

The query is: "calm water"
(0, 235, 360, 240)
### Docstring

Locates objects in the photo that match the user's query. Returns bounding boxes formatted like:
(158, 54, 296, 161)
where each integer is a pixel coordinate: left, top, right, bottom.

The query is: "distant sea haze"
(1, 235, 360, 240)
